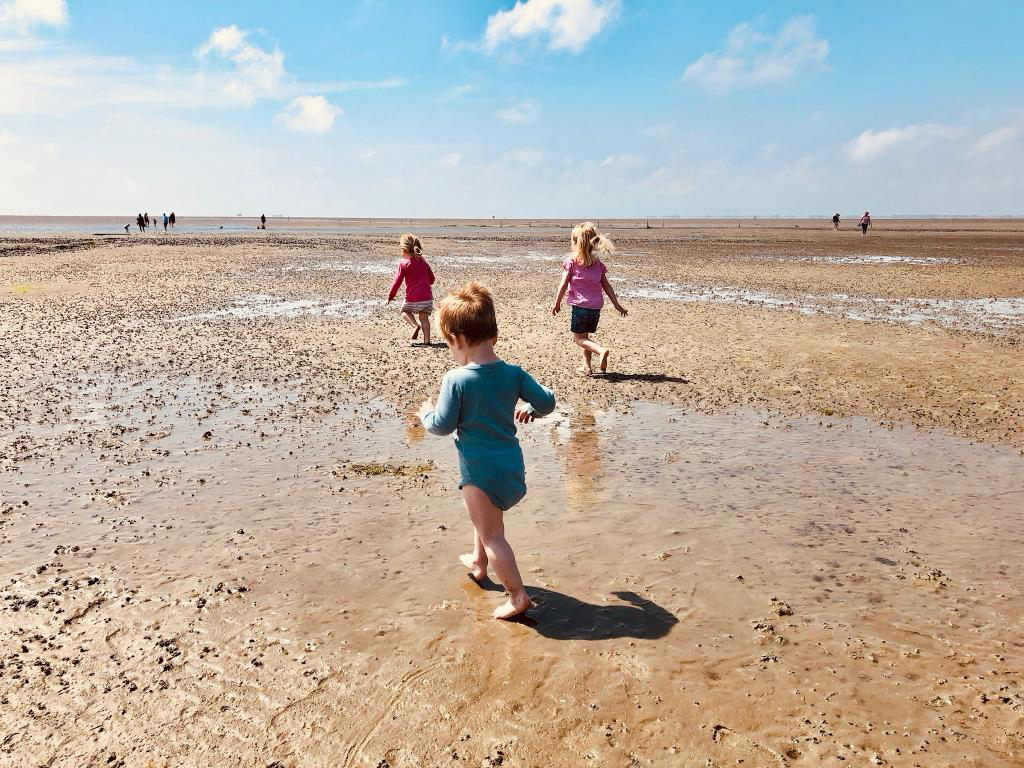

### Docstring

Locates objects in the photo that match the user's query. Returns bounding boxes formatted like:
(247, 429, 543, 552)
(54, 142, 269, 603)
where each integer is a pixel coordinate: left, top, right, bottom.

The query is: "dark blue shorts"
(570, 305, 601, 334)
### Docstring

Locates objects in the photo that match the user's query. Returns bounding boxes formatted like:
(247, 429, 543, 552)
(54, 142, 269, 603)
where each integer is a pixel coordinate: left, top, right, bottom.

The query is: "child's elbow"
(423, 417, 455, 436)
(536, 392, 557, 416)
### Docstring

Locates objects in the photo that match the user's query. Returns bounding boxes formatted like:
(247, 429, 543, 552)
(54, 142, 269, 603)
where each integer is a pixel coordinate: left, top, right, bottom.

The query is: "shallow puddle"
(806, 254, 964, 265)
(624, 279, 1024, 335)
(180, 294, 383, 320)
(4, 376, 1023, 767)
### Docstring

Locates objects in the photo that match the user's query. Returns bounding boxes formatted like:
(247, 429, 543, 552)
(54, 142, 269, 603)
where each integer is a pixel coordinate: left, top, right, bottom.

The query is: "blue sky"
(1, 0, 1022, 216)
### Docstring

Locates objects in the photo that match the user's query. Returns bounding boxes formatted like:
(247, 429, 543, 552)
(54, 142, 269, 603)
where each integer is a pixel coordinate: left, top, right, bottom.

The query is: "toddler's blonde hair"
(438, 281, 498, 346)
(571, 221, 614, 267)
(400, 233, 423, 258)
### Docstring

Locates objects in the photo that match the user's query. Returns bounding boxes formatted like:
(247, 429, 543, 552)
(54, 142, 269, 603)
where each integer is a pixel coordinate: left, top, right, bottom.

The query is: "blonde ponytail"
(400, 233, 423, 258)
(570, 221, 614, 267)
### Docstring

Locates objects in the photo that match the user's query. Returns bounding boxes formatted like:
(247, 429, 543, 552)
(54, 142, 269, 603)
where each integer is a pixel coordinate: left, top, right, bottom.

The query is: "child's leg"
(418, 311, 431, 345)
(458, 529, 488, 581)
(401, 310, 420, 339)
(462, 485, 532, 619)
(573, 332, 606, 373)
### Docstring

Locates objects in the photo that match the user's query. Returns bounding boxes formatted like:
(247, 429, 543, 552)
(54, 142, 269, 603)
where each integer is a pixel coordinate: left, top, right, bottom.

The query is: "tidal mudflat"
(2, 221, 1023, 766)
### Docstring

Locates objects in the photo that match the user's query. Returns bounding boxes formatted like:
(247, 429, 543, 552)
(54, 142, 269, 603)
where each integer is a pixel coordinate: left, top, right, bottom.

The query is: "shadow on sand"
(474, 578, 678, 640)
(594, 372, 689, 384)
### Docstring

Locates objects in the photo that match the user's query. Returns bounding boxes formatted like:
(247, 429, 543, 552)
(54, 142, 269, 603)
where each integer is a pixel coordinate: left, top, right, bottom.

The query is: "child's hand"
(514, 407, 536, 424)
(417, 397, 434, 421)
(615, 304, 628, 317)
(551, 303, 561, 316)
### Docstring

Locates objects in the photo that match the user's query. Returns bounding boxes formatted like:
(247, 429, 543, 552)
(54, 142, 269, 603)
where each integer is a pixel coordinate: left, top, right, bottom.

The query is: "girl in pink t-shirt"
(387, 233, 436, 345)
(551, 222, 628, 374)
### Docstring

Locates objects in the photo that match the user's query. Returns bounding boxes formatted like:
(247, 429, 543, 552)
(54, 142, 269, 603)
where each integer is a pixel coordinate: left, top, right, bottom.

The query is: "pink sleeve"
(426, 261, 435, 285)
(387, 262, 405, 301)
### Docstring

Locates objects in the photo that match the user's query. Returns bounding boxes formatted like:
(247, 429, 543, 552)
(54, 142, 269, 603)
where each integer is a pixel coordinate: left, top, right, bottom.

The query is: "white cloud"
(439, 83, 476, 102)
(970, 123, 1022, 156)
(481, 0, 620, 54)
(197, 25, 285, 104)
(846, 123, 953, 162)
(277, 95, 340, 134)
(440, 152, 462, 168)
(357, 148, 377, 162)
(496, 100, 541, 124)
(600, 153, 642, 167)
(509, 147, 542, 165)
(642, 121, 675, 138)
(0, 0, 66, 31)
(0, 27, 405, 117)
(683, 15, 827, 93)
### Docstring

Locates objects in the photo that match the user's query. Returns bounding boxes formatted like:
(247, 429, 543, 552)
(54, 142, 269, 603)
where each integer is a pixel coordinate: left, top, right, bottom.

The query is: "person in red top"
(387, 233, 436, 345)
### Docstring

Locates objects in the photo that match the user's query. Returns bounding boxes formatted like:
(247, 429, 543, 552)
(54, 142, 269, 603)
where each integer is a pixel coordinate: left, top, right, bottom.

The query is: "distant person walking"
(860, 211, 871, 235)
(136, 213, 145, 232)
(144, 212, 150, 229)
(260, 213, 266, 229)
(832, 212, 840, 230)
(169, 212, 176, 227)
(162, 213, 168, 232)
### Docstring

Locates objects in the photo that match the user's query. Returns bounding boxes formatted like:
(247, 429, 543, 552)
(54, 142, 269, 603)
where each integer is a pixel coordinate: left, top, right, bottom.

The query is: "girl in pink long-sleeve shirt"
(387, 233, 436, 345)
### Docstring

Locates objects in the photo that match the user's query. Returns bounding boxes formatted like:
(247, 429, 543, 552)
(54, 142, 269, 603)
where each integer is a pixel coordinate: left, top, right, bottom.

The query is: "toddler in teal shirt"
(419, 282, 555, 619)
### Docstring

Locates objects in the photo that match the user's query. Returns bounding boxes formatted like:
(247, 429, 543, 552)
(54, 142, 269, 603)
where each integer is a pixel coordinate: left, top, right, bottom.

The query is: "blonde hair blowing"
(400, 233, 423, 258)
(438, 281, 499, 346)
(571, 221, 615, 267)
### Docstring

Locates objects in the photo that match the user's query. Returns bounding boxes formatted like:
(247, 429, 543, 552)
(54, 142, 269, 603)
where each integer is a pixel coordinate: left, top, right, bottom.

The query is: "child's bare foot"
(578, 365, 593, 376)
(599, 349, 610, 373)
(459, 553, 487, 582)
(494, 590, 534, 620)
(411, 325, 420, 340)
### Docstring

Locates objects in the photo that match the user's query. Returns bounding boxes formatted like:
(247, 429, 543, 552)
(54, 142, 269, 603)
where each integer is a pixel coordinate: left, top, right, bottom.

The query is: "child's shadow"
(474, 578, 678, 640)
(594, 372, 689, 384)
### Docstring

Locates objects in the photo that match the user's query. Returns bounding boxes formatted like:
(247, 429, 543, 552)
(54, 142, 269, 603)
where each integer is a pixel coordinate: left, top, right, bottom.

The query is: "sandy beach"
(2, 221, 1023, 767)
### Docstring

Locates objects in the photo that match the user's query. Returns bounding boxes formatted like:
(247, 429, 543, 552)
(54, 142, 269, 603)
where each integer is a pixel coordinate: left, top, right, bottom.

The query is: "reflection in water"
(403, 402, 425, 446)
(554, 408, 603, 514)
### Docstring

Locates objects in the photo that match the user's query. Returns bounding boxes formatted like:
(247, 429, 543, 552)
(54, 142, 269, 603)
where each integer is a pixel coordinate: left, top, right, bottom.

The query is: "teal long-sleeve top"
(421, 360, 556, 510)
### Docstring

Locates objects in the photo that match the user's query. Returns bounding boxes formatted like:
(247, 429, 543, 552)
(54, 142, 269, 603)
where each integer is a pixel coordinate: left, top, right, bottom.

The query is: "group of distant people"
(125, 212, 176, 234)
(831, 211, 872, 234)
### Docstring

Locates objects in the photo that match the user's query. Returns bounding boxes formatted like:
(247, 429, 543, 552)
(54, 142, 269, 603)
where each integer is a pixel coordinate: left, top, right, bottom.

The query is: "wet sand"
(2, 222, 1023, 766)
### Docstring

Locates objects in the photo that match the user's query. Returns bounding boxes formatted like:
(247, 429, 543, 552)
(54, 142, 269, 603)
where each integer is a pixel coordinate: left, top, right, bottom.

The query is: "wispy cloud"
(969, 122, 1022, 156)
(277, 95, 340, 134)
(683, 15, 828, 93)
(0, 0, 67, 32)
(846, 123, 953, 162)
(642, 121, 675, 138)
(600, 153, 642, 167)
(479, 0, 620, 55)
(438, 83, 477, 102)
(440, 151, 462, 168)
(496, 100, 541, 124)
(0, 25, 405, 117)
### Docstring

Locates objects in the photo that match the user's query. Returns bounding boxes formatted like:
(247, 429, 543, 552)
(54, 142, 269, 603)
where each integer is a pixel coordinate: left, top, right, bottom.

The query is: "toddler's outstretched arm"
(387, 262, 406, 303)
(600, 273, 628, 316)
(551, 272, 570, 315)
(420, 374, 460, 435)
(516, 370, 556, 423)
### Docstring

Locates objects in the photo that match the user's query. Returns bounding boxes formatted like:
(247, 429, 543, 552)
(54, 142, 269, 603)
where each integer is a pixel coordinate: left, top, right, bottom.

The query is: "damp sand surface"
(2, 223, 1024, 767)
